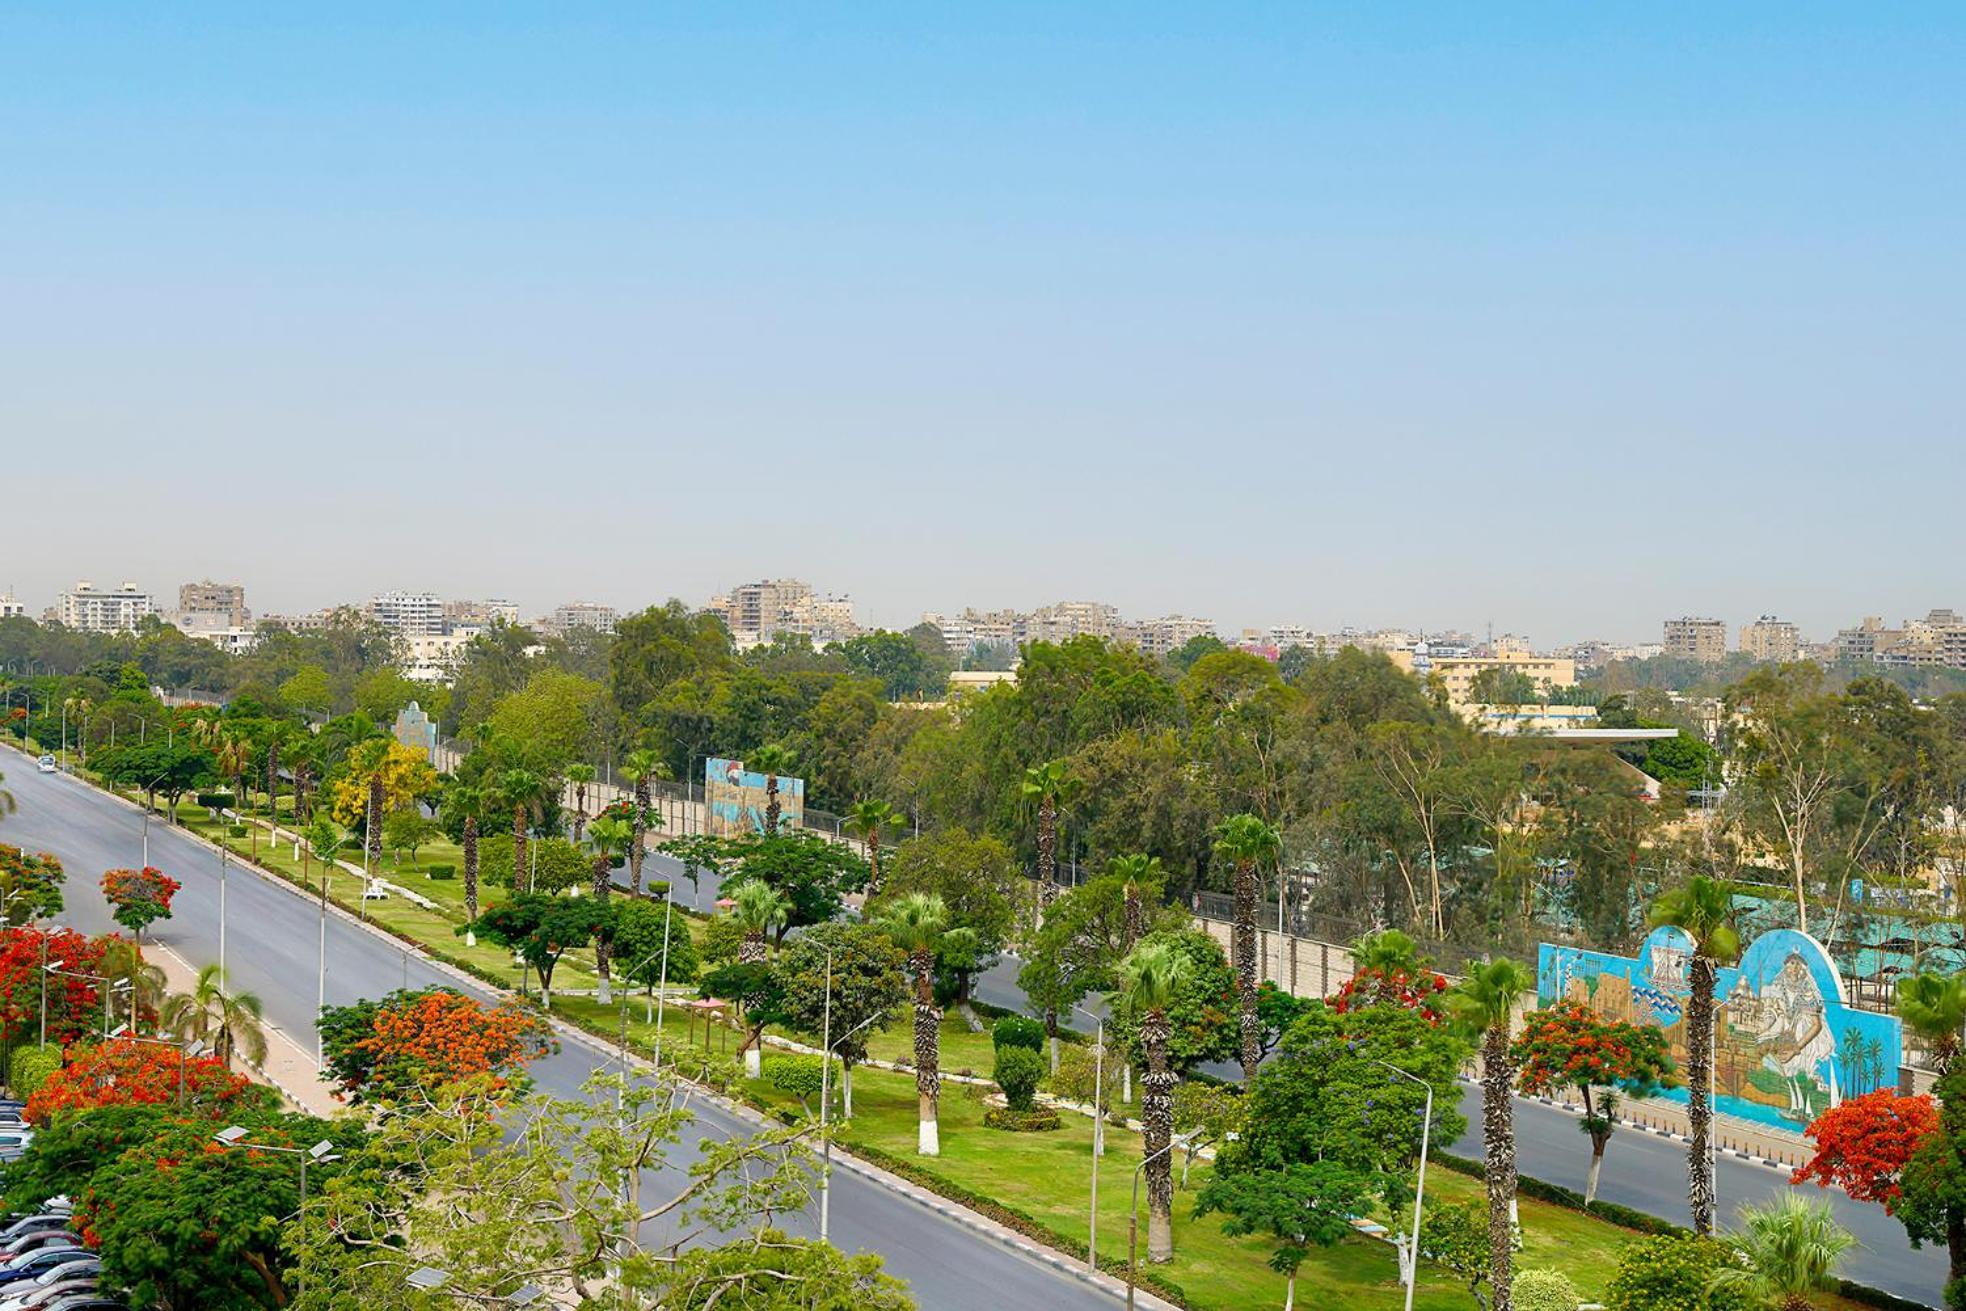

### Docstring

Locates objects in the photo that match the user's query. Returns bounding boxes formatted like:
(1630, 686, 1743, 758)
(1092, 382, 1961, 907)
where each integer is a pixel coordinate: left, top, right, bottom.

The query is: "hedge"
(7, 1044, 60, 1100)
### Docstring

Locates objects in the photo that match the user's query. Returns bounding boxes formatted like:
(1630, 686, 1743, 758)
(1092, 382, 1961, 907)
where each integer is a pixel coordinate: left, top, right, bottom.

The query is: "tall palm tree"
(1896, 972, 1966, 1076)
(586, 814, 634, 1006)
(448, 782, 485, 946)
(63, 697, 94, 764)
(1709, 1195, 1856, 1311)
(1107, 854, 1164, 953)
(623, 748, 668, 896)
(730, 880, 790, 965)
(264, 726, 287, 821)
(844, 799, 900, 895)
(160, 963, 268, 1069)
(747, 744, 799, 835)
(214, 733, 250, 814)
(496, 768, 546, 891)
(1448, 957, 1536, 1311)
(1019, 760, 1080, 906)
(1349, 928, 1428, 976)
(1213, 813, 1282, 1082)
(1117, 939, 1190, 1264)
(1647, 875, 1743, 1236)
(565, 764, 597, 842)
(878, 892, 951, 1156)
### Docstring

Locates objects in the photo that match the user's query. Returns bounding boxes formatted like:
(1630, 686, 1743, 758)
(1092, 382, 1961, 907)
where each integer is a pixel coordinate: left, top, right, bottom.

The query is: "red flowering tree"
(1513, 999, 1678, 1203)
(318, 987, 554, 1102)
(1792, 1089, 1940, 1212)
(99, 867, 181, 940)
(25, 1037, 260, 1125)
(0, 927, 110, 1046)
(1330, 965, 1450, 1025)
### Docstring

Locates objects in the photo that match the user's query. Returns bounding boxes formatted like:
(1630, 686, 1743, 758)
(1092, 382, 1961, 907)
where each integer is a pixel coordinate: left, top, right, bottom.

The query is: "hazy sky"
(4, 5, 1961, 645)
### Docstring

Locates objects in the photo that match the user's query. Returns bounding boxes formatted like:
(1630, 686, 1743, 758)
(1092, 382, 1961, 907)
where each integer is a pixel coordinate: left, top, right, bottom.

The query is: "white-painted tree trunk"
(745, 1046, 763, 1080)
(1123, 1065, 1133, 1104)
(918, 1114, 940, 1157)
(843, 1066, 854, 1119)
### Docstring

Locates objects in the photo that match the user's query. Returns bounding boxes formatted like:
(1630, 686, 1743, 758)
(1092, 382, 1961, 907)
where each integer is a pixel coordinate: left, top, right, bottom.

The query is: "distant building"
(402, 633, 475, 681)
(57, 581, 154, 633)
(546, 601, 618, 636)
(367, 591, 445, 637)
(443, 598, 520, 631)
(1118, 614, 1218, 657)
(710, 579, 857, 647)
(1386, 649, 1577, 704)
(1739, 616, 1801, 663)
(178, 580, 248, 629)
(0, 594, 23, 620)
(1663, 617, 1728, 663)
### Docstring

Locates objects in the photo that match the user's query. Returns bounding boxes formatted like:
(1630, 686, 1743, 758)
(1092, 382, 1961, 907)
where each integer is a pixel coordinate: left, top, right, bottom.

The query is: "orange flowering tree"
(25, 1037, 263, 1126)
(1792, 1088, 1940, 1211)
(318, 986, 554, 1102)
(0, 927, 109, 1045)
(100, 867, 182, 940)
(1512, 999, 1676, 1204)
(1330, 964, 1450, 1025)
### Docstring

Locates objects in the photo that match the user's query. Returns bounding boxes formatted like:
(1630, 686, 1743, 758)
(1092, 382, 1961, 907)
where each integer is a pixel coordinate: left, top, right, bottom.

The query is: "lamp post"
(105, 1024, 205, 1107)
(1126, 1139, 1181, 1311)
(1071, 1002, 1106, 1274)
(818, 1011, 880, 1245)
(402, 1267, 545, 1305)
(1373, 1059, 1433, 1311)
(47, 966, 130, 1039)
(213, 1128, 341, 1299)
(34, 923, 69, 1049)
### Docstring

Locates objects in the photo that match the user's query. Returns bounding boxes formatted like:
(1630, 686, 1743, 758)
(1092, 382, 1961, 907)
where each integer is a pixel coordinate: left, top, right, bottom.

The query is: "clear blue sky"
(3, 5, 1960, 643)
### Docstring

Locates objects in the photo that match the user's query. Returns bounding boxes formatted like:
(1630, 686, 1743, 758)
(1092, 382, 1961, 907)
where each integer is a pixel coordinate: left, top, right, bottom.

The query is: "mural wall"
(1538, 927, 1901, 1131)
(704, 757, 805, 838)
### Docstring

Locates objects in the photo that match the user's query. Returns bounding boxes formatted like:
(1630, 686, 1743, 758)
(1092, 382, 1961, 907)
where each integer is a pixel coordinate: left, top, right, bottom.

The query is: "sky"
(2, 4, 1961, 646)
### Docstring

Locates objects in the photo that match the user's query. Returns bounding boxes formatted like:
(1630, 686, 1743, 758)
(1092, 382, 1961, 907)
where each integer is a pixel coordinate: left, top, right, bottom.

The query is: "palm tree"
(878, 892, 951, 1156)
(97, 937, 165, 1030)
(1213, 813, 1282, 1082)
(161, 963, 268, 1069)
(1107, 854, 1164, 953)
(1648, 875, 1743, 1236)
(1448, 957, 1536, 1311)
(1117, 939, 1190, 1264)
(1350, 928, 1428, 975)
(443, 781, 486, 945)
(214, 733, 250, 815)
(586, 814, 635, 1006)
(747, 744, 799, 835)
(1709, 1195, 1855, 1311)
(263, 726, 286, 821)
(63, 697, 94, 764)
(844, 799, 900, 895)
(1895, 972, 1966, 1076)
(496, 768, 547, 891)
(623, 748, 667, 896)
(1019, 760, 1080, 907)
(565, 764, 597, 842)
(730, 880, 789, 965)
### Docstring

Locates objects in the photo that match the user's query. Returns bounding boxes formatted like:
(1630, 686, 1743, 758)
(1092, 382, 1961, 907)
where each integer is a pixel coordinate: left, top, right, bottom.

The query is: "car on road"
(33, 757, 54, 775)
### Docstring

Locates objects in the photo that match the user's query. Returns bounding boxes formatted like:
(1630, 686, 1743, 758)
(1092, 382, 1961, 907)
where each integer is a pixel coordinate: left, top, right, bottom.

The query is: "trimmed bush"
(8, 1044, 60, 1100)
(982, 1106, 1061, 1132)
(993, 1045, 1044, 1112)
(1604, 1234, 1751, 1311)
(992, 1014, 1044, 1054)
(196, 791, 236, 811)
(227, 824, 248, 838)
(763, 1054, 834, 1112)
(426, 864, 457, 880)
(1513, 1267, 1579, 1311)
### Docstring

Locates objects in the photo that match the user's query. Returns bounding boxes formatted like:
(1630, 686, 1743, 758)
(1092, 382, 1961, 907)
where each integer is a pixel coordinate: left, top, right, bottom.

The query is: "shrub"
(196, 791, 235, 810)
(764, 1054, 837, 1113)
(226, 824, 248, 838)
(992, 1014, 1044, 1054)
(7, 1045, 60, 1100)
(993, 1045, 1045, 1112)
(426, 864, 457, 880)
(1513, 1267, 1580, 1311)
(983, 1106, 1061, 1132)
(1604, 1234, 1752, 1311)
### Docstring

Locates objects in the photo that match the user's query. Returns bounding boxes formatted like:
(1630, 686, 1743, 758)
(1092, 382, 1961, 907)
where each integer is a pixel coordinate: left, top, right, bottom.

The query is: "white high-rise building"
(367, 591, 446, 637)
(57, 581, 154, 633)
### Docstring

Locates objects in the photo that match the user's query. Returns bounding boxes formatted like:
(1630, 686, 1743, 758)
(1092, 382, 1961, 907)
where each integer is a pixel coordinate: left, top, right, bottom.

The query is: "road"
(0, 760, 1120, 1311)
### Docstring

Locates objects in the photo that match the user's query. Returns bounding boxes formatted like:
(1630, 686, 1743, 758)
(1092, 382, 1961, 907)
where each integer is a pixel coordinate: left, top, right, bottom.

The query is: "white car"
(34, 757, 55, 775)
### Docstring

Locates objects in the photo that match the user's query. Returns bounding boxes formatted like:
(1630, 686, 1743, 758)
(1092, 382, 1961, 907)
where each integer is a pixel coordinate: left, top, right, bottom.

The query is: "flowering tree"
(25, 1037, 260, 1125)
(1792, 1089, 1939, 1211)
(0, 844, 67, 925)
(0, 927, 109, 1045)
(1330, 964, 1450, 1025)
(1512, 999, 1677, 1203)
(319, 987, 555, 1102)
(100, 867, 182, 940)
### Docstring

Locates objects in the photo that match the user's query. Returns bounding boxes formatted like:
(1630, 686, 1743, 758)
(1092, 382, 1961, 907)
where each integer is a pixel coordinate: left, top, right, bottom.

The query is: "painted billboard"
(1539, 927, 1900, 1131)
(704, 757, 805, 837)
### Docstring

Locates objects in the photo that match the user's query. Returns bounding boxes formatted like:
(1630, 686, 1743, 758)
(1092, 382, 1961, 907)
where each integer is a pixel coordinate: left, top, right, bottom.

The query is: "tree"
(877, 893, 951, 1156)
(1020, 759, 1079, 905)
(747, 743, 799, 835)
(699, 960, 786, 1077)
(611, 897, 700, 994)
(440, 780, 487, 938)
(1196, 1161, 1372, 1311)
(1449, 957, 1536, 1311)
(1214, 811, 1282, 1082)
(586, 812, 635, 1004)
(329, 739, 439, 832)
(1603, 1233, 1754, 1311)
(771, 922, 906, 1119)
(0, 844, 65, 925)
(1647, 875, 1743, 1235)
(1898, 972, 1966, 1075)
(650, 1230, 917, 1310)
(382, 807, 440, 866)
(161, 962, 268, 1068)
(1512, 999, 1677, 1203)
(491, 765, 554, 892)
(95, 739, 218, 819)
(1171, 1081, 1246, 1187)
(1793, 1089, 1939, 1210)
(1468, 666, 1541, 707)
(844, 798, 900, 894)
(730, 880, 791, 981)
(624, 746, 668, 895)
(469, 894, 612, 1007)
(874, 828, 1018, 1005)
(317, 986, 554, 1102)
(565, 762, 597, 840)
(1419, 1201, 1497, 1311)
(1116, 938, 1189, 1263)
(24, 1035, 262, 1125)
(1104, 927, 1241, 1077)
(1331, 933, 1450, 1025)
(486, 668, 607, 768)
(0, 926, 106, 1047)
(721, 830, 869, 942)
(1709, 1194, 1856, 1311)
(99, 865, 182, 940)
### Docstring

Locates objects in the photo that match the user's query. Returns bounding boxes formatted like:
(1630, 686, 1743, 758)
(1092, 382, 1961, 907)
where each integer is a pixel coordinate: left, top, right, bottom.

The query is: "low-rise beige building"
(1386, 650, 1577, 704)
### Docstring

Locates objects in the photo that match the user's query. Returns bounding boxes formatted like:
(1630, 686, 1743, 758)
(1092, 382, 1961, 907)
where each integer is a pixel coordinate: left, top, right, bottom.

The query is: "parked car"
(0, 1260, 100, 1311)
(0, 1249, 92, 1287)
(0, 1236, 75, 1262)
(0, 1220, 65, 1250)
(40, 1299, 124, 1311)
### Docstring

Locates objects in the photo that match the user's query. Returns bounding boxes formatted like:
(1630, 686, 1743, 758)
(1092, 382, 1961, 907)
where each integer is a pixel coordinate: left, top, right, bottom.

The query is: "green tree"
(1647, 875, 1743, 1235)
(877, 892, 953, 1156)
(160, 962, 268, 1068)
(731, 880, 791, 965)
(585, 812, 635, 1004)
(721, 830, 869, 942)
(1512, 1000, 1676, 1203)
(623, 746, 668, 895)
(1419, 1201, 1497, 1311)
(1196, 1160, 1373, 1309)
(0, 844, 65, 925)
(470, 894, 611, 1006)
(844, 798, 900, 894)
(1449, 957, 1537, 1311)
(747, 743, 799, 835)
(381, 807, 440, 866)
(1116, 938, 1189, 1262)
(770, 922, 907, 1119)
(1897, 972, 1966, 1076)
(1214, 811, 1282, 1082)
(611, 897, 700, 994)
(1709, 1194, 1855, 1311)
(1602, 1233, 1753, 1311)
(874, 827, 1018, 1005)
(1020, 759, 1079, 906)
(1103, 927, 1241, 1077)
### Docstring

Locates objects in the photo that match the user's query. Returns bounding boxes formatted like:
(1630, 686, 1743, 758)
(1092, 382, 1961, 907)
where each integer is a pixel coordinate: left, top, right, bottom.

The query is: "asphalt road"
(0, 760, 1118, 1311)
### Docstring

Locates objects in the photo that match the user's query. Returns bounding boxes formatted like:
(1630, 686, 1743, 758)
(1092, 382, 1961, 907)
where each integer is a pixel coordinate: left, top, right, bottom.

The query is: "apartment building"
(0, 595, 23, 620)
(367, 591, 446, 637)
(178, 580, 249, 628)
(443, 598, 520, 630)
(710, 579, 858, 647)
(1739, 616, 1801, 663)
(1663, 617, 1728, 663)
(57, 581, 155, 633)
(546, 601, 618, 635)
(1386, 649, 1578, 704)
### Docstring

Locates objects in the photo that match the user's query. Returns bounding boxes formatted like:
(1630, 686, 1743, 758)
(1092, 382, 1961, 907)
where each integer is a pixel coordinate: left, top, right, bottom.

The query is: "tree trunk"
(1037, 801, 1058, 906)
(1123, 882, 1142, 952)
(1143, 1010, 1176, 1263)
(1233, 858, 1261, 1082)
(867, 834, 882, 896)
(573, 783, 588, 842)
(765, 775, 781, 836)
(462, 814, 480, 945)
(631, 776, 652, 896)
(1686, 954, 1717, 1235)
(513, 804, 529, 891)
(738, 932, 766, 965)
(1483, 1024, 1518, 1311)
(265, 741, 279, 820)
(912, 954, 941, 1155)
(366, 775, 384, 865)
(592, 855, 613, 1005)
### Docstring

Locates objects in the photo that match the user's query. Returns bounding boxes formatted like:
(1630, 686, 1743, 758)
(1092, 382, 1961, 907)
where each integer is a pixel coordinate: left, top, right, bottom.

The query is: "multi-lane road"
(0, 759, 1122, 1311)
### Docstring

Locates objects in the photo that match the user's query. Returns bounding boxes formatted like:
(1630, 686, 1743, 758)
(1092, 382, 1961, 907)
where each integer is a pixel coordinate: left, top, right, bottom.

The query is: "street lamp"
(1373, 1059, 1433, 1311)
(402, 1267, 545, 1305)
(212, 1128, 341, 1298)
(1071, 1002, 1107, 1275)
(104, 1024, 206, 1107)
(818, 1011, 880, 1245)
(46, 966, 130, 1039)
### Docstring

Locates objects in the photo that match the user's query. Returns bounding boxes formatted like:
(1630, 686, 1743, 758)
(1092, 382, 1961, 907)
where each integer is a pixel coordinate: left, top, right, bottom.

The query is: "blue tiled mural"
(1539, 928, 1901, 1131)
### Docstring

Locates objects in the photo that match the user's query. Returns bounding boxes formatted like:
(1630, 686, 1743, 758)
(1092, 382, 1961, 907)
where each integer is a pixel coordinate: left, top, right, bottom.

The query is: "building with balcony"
(57, 581, 154, 633)
(1663, 616, 1728, 663)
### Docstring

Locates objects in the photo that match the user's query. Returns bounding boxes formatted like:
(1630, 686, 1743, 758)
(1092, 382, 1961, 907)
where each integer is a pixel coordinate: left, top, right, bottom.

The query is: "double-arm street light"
(1071, 1002, 1107, 1274)
(103, 1023, 206, 1106)
(1373, 1059, 1433, 1311)
(403, 1267, 545, 1305)
(45, 965, 131, 1041)
(213, 1127, 341, 1298)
